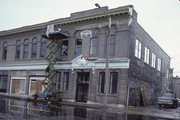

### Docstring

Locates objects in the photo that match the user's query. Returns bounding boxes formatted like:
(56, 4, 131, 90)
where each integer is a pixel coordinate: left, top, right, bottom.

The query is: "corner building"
(0, 5, 171, 106)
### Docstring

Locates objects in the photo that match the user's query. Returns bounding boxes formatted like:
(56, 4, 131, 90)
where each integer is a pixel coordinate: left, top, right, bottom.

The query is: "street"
(0, 97, 179, 120)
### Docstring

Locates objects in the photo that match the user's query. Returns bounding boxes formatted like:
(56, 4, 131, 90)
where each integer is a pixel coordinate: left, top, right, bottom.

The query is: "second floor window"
(90, 37, 98, 55)
(40, 41, 47, 57)
(2, 42, 7, 60)
(23, 40, 29, 59)
(32, 38, 38, 58)
(108, 35, 115, 55)
(15, 40, 21, 59)
(151, 53, 156, 68)
(61, 40, 68, 56)
(75, 39, 82, 56)
(144, 47, 150, 64)
(157, 58, 161, 71)
(135, 39, 141, 59)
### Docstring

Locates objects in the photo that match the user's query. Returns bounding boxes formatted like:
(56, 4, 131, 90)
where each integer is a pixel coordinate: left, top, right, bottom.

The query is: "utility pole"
(95, 3, 111, 105)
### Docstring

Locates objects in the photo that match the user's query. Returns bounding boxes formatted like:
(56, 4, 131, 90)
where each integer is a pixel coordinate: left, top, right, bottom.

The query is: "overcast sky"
(0, 0, 180, 76)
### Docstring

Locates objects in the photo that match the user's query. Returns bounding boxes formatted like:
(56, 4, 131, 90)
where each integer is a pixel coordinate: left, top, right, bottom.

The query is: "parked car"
(157, 92, 178, 108)
(32, 91, 63, 101)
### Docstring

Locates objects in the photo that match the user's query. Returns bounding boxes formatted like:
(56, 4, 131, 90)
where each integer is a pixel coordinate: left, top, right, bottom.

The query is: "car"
(32, 90, 63, 101)
(157, 92, 178, 108)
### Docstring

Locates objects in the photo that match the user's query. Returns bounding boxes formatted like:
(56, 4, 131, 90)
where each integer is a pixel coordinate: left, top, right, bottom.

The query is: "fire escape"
(41, 25, 68, 93)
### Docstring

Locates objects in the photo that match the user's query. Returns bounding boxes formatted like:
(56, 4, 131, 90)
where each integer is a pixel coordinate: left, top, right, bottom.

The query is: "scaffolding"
(41, 25, 68, 93)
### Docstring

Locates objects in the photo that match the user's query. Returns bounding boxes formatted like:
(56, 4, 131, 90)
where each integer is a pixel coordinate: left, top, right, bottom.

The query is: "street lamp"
(95, 3, 111, 105)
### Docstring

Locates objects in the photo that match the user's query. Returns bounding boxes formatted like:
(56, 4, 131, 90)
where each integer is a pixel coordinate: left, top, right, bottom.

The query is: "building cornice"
(0, 5, 133, 37)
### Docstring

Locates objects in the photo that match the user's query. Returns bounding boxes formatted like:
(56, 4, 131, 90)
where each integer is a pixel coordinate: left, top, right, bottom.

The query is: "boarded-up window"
(11, 79, 25, 95)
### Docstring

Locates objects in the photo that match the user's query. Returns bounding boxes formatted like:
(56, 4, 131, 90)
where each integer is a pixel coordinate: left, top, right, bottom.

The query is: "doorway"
(76, 72, 90, 102)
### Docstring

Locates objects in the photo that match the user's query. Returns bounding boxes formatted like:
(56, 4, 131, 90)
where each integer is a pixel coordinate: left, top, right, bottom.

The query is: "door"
(76, 72, 90, 102)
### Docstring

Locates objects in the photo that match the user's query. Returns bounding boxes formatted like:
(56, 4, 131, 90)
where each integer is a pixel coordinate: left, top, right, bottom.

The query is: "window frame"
(15, 40, 21, 59)
(109, 72, 118, 94)
(61, 40, 68, 57)
(98, 72, 105, 94)
(31, 38, 38, 58)
(23, 40, 29, 59)
(89, 37, 98, 55)
(151, 53, 156, 68)
(135, 39, 142, 59)
(108, 35, 116, 56)
(40, 40, 47, 58)
(2, 42, 8, 60)
(144, 47, 150, 64)
(63, 72, 69, 91)
(75, 39, 82, 56)
(157, 58, 161, 71)
(55, 72, 61, 91)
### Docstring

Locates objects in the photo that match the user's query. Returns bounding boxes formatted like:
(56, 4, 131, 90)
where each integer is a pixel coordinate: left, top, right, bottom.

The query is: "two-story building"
(0, 5, 171, 106)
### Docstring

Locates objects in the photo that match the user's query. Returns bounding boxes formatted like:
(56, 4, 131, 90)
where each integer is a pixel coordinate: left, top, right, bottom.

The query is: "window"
(75, 39, 82, 56)
(135, 39, 141, 59)
(40, 40, 47, 57)
(151, 53, 156, 68)
(63, 72, 69, 91)
(55, 72, 61, 91)
(90, 37, 98, 55)
(109, 72, 118, 94)
(108, 35, 115, 55)
(157, 58, 161, 71)
(144, 47, 149, 64)
(29, 79, 43, 95)
(23, 40, 29, 59)
(98, 72, 105, 94)
(0, 71, 8, 93)
(32, 38, 38, 58)
(15, 40, 21, 59)
(11, 77, 26, 95)
(61, 40, 68, 56)
(2, 42, 7, 60)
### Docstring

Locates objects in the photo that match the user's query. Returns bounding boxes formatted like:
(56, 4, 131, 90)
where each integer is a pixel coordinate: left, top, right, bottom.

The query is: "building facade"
(0, 5, 171, 106)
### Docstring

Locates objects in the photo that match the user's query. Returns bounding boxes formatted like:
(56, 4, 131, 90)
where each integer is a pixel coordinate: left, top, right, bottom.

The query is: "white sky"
(0, 0, 180, 76)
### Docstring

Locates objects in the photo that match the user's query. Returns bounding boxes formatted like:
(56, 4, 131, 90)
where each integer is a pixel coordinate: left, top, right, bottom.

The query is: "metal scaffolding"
(41, 25, 68, 93)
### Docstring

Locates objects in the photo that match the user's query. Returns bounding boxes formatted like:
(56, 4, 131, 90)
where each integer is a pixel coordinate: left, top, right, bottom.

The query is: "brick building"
(0, 5, 171, 106)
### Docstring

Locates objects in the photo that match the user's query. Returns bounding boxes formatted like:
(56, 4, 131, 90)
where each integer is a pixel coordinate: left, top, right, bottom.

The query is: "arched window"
(32, 38, 38, 58)
(40, 39, 47, 58)
(23, 39, 29, 59)
(2, 42, 7, 60)
(15, 40, 21, 59)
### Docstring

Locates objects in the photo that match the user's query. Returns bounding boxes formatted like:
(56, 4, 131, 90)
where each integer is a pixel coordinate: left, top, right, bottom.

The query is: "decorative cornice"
(0, 5, 133, 37)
